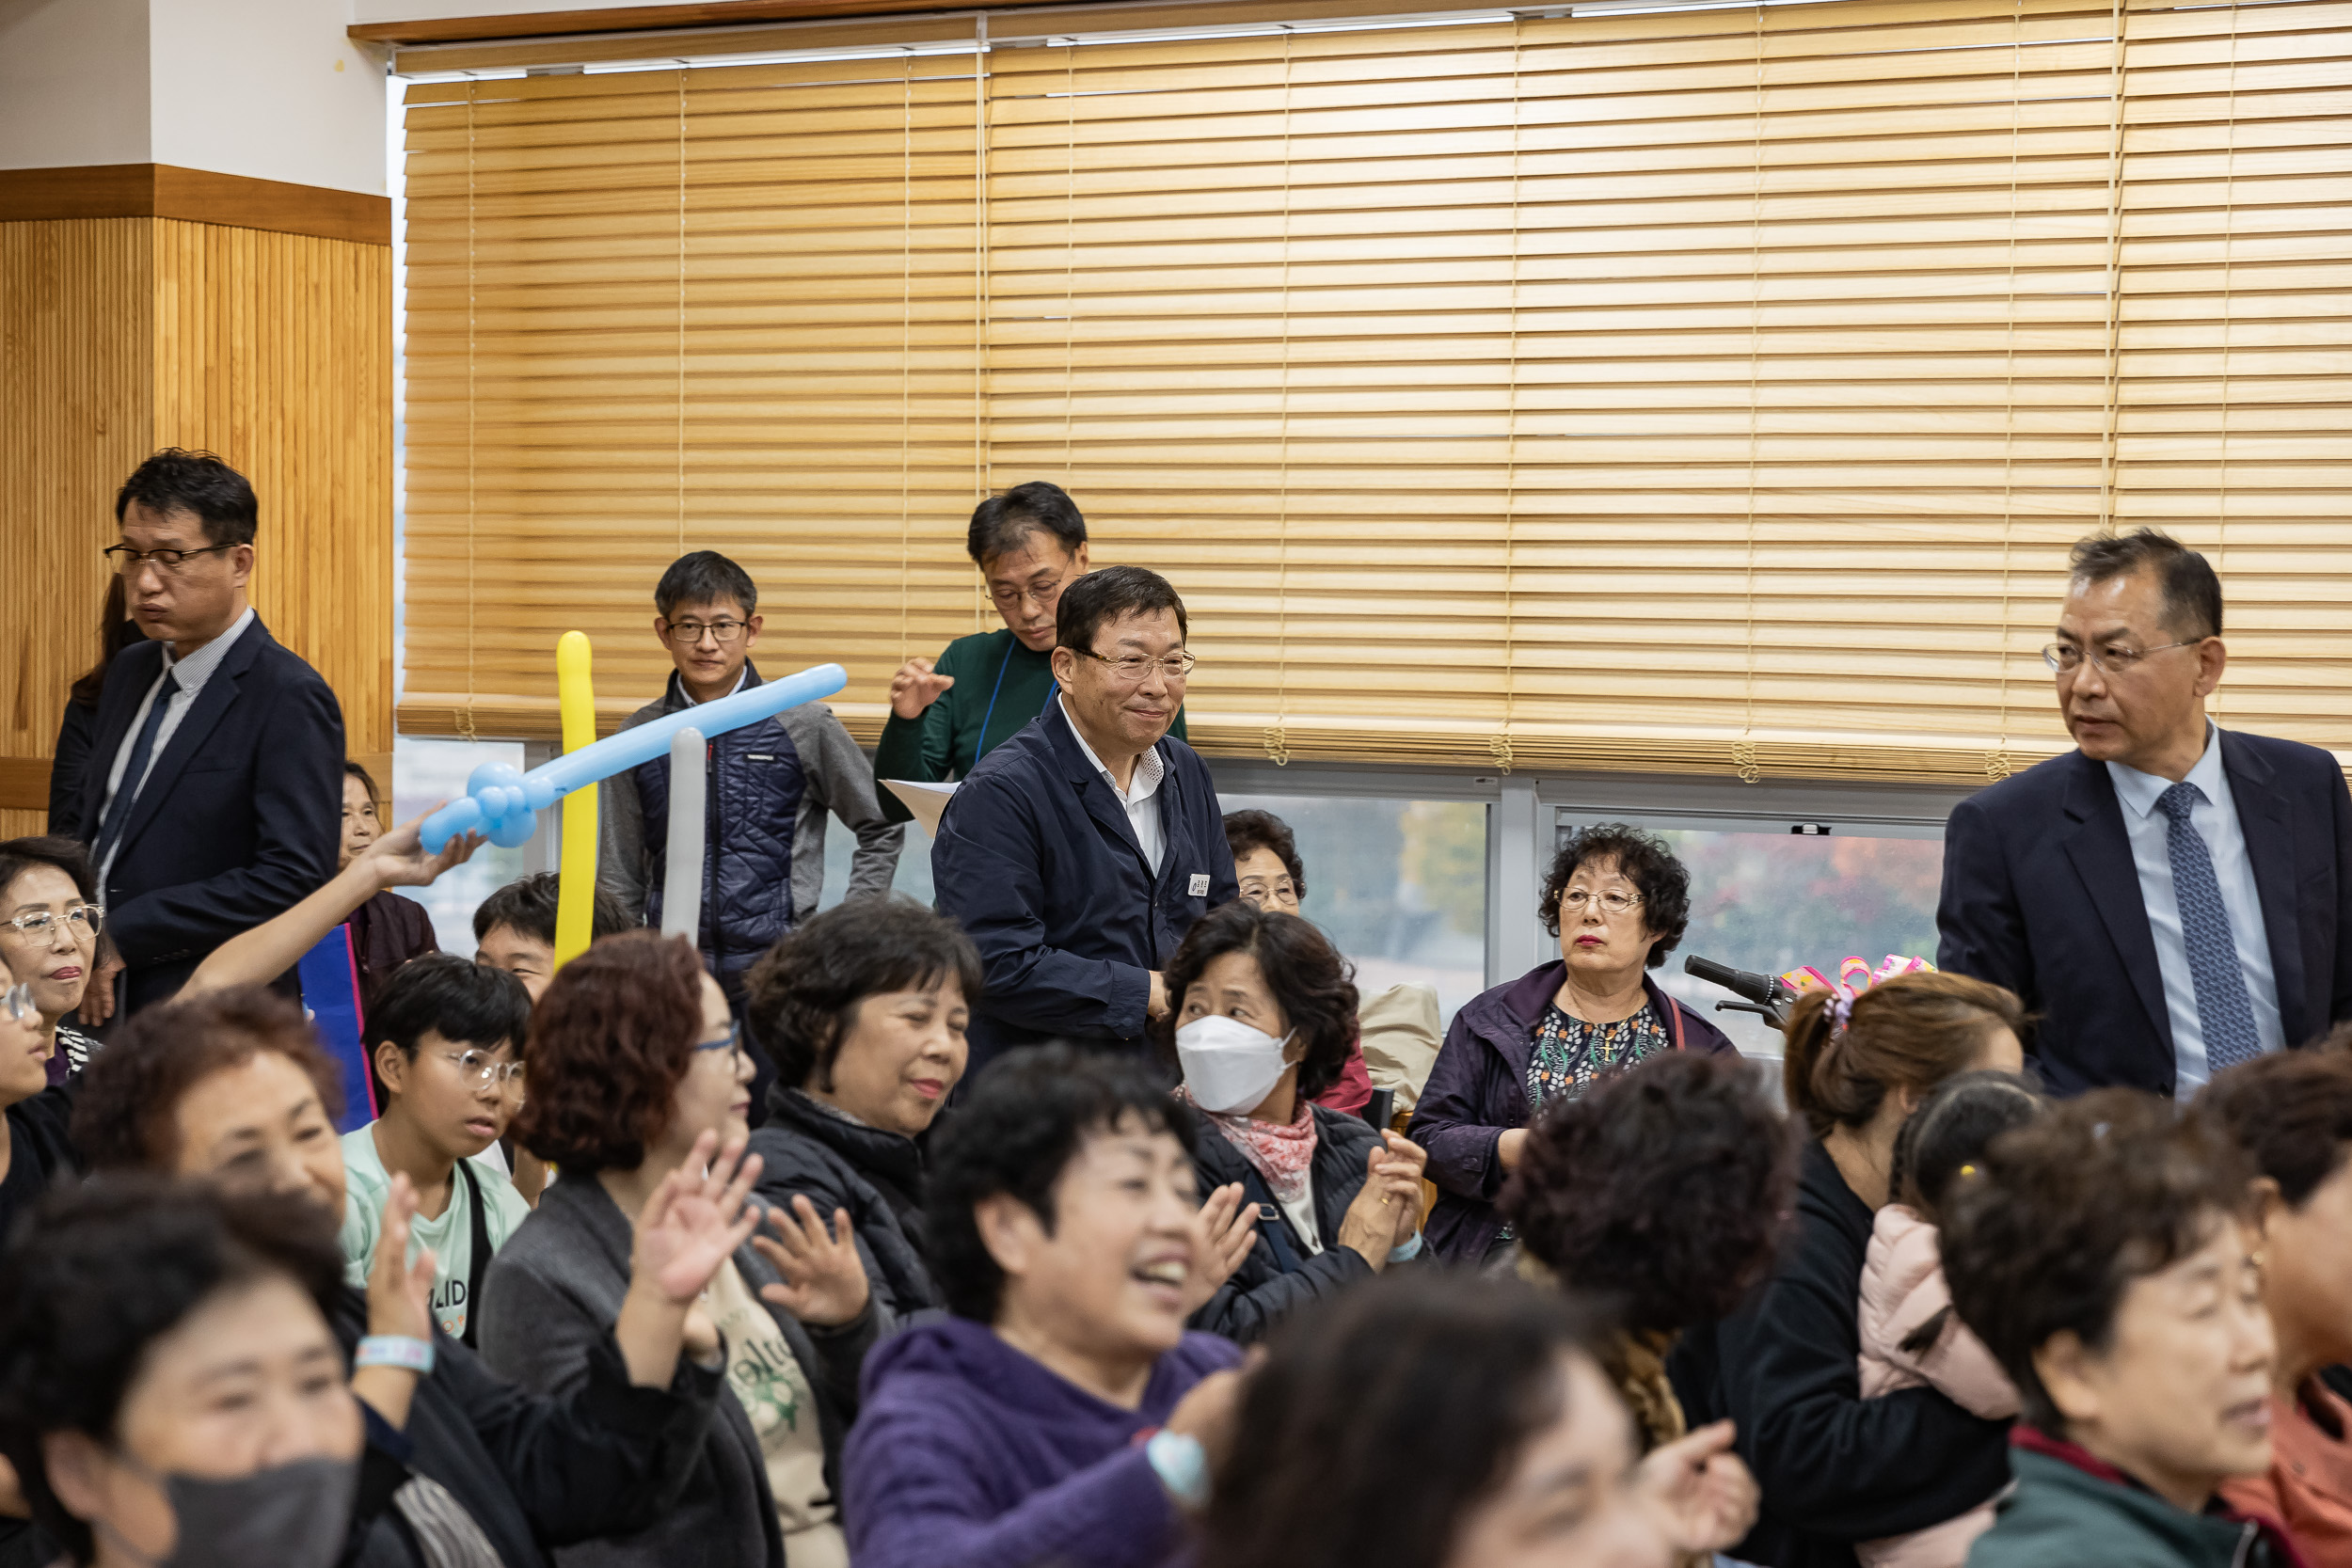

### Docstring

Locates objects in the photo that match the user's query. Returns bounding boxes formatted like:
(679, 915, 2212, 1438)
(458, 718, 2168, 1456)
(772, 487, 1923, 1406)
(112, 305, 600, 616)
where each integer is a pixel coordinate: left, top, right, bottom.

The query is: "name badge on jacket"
(1188, 873, 1211, 896)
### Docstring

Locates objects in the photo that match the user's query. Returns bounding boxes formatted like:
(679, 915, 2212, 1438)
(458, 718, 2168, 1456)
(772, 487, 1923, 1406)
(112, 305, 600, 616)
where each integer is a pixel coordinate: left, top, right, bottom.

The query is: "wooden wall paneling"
(149, 218, 397, 761)
(0, 217, 152, 837)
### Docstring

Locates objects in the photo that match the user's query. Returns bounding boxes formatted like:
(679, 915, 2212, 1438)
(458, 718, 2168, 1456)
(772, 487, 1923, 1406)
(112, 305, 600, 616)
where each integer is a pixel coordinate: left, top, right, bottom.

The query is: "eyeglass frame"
(2040, 638, 2205, 676)
(1073, 647, 1199, 684)
(659, 616, 753, 647)
(437, 1047, 525, 1087)
(693, 1022, 747, 1067)
(103, 542, 240, 576)
(1559, 888, 1646, 916)
(987, 565, 1081, 612)
(0, 905, 104, 942)
(2, 983, 34, 1028)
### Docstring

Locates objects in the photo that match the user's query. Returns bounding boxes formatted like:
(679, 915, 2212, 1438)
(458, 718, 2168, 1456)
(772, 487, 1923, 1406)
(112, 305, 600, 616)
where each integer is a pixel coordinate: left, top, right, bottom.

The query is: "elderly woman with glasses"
(482, 930, 884, 1568)
(1408, 824, 1737, 1265)
(0, 838, 105, 1083)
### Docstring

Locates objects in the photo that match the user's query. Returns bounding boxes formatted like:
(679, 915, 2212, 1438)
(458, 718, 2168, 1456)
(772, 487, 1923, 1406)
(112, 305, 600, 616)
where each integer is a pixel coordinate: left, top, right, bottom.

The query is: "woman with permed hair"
(1152, 899, 1428, 1343)
(1408, 823, 1737, 1264)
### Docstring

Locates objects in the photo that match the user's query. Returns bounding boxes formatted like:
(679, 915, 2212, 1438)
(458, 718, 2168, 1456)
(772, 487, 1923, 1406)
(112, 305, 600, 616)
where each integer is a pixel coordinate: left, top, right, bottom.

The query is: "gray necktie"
(2153, 782, 2263, 1072)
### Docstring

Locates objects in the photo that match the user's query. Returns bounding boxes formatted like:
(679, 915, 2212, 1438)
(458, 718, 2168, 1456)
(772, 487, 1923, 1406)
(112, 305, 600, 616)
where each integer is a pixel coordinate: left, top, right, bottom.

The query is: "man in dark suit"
(932, 565, 1238, 1073)
(75, 449, 344, 1019)
(1938, 529, 2352, 1097)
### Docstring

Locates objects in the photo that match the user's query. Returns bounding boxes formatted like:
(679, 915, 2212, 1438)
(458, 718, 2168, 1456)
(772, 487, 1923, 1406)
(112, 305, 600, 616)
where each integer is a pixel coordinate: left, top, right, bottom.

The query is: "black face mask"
(104, 1454, 357, 1568)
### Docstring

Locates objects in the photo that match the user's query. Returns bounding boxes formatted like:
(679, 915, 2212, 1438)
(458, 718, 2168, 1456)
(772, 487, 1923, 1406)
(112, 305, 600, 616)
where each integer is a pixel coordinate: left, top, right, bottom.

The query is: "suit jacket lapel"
(2058, 754, 2173, 1051)
(2223, 730, 2307, 1045)
(81, 644, 166, 840)
(115, 624, 267, 859)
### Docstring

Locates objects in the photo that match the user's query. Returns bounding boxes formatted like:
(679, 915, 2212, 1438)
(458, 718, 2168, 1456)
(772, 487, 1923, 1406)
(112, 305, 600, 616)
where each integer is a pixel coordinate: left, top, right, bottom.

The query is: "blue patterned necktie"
(2153, 781, 2263, 1071)
(96, 669, 180, 863)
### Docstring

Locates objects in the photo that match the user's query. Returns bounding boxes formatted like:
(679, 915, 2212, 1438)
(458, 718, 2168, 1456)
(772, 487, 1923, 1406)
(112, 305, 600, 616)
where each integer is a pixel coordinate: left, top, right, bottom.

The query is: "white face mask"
(1175, 1014, 1294, 1116)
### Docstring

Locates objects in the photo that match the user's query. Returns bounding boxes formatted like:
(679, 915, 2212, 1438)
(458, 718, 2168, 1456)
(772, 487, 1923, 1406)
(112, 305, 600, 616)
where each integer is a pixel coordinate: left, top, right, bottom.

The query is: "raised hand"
(753, 1195, 872, 1327)
(889, 657, 956, 721)
(367, 1171, 439, 1343)
(364, 807, 489, 890)
(631, 1132, 763, 1306)
(1636, 1418, 1760, 1553)
(1183, 1181, 1258, 1313)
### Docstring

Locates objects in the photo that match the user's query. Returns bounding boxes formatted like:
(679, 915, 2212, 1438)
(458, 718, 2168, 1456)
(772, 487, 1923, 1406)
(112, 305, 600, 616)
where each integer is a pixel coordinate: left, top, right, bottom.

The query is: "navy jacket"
(1937, 731, 2352, 1096)
(931, 694, 1237, 1070)
(74, 618, 342, 1014)
(1184, 1102, 1381, 1344)
(1407, 959, 1734, 1264)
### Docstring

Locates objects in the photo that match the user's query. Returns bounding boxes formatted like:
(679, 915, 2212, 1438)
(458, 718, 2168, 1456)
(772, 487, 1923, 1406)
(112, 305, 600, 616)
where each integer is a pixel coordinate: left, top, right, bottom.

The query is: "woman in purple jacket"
(1407, 824, 1735, 1265)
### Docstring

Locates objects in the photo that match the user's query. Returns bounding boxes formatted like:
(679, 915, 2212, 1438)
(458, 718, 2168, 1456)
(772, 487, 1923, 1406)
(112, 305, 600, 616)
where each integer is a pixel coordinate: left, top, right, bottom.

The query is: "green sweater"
(1969, 1445, 2296, 1568)
(869, 627, 1187, 826)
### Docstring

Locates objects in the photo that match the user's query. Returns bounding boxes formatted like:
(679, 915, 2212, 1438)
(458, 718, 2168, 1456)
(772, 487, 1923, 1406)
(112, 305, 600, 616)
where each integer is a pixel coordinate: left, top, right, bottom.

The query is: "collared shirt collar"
(678, 666, 749, 707)
(1061, 702, 1164, 803)
(2107, 721, 2224, 821)
(161, 605, 256, 694)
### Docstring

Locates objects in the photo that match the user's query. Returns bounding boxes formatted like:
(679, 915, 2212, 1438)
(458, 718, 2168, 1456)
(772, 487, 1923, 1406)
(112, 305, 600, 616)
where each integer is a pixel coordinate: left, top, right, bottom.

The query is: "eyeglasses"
(694, 1022, 747, 1067)
(2041, 640, 2201, 675)
(1239, 875, 1298, 908)
(437, 1048, 524, 1087)
(103, 543, 238, 576)
(1077, 649, 1198, 684)
(2, 984, 34, 1027)
(661, 618, 750, 647)
(988, 571, 1076, 612)
(1, 906, 103, 942)
(1560, 889, 1644, 916)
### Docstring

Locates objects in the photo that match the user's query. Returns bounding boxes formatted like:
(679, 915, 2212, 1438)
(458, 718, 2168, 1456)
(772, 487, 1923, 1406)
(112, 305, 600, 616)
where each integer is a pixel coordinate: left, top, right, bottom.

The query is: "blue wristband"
(1145, 1430, 1210, 1508)
(1389, 1230, 1424, 1264)
(355, 1335, 435, 1375)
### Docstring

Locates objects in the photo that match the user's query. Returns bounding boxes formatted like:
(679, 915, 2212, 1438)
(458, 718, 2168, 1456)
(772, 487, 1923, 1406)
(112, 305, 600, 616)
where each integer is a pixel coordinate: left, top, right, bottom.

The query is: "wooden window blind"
(398, 0, 2352, 784)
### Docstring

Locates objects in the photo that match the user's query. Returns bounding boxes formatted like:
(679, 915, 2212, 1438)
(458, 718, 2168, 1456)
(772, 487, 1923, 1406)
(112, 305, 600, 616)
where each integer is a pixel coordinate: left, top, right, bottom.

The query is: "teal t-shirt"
(338, 1123, 532, 1340)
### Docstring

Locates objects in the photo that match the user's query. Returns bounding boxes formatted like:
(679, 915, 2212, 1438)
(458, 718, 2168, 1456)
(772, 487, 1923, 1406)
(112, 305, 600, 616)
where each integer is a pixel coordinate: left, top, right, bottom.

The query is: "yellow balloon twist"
(553, 631, 599, 970)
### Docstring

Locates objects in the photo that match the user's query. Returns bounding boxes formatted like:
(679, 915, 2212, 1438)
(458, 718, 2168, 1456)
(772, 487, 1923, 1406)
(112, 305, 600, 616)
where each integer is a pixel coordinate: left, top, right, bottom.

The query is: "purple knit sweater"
(843, 1316, 1240, 1568)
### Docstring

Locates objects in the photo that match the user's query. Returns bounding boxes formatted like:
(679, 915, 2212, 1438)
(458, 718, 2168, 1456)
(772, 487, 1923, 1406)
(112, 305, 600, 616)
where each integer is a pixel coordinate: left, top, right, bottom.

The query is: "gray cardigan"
(479, 1174, 886, 1568)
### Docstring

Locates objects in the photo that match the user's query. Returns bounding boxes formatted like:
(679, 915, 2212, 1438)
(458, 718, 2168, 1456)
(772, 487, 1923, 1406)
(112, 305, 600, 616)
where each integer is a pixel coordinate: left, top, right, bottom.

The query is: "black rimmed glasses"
(661, 618, 751, 647)
(103, 543, 237, 575)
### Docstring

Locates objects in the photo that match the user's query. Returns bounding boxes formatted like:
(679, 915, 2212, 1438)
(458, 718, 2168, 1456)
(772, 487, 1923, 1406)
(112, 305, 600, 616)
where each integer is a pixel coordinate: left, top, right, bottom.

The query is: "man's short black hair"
(373, 954, 530, 1061)
(1942, 1088, 2250, 1434)
(471, 872, 638, 948)
(115, 448, 259, 548)
(655, 550, 758, 620)
(2069, 528, 2223, 641)
(0, 1177, 344, 1563)
(743, 898, 983, 1096)
(1538, 822, 1692, 969)
(967, 481, 1087, 567)
(927, 1044, 1195, 1323)
(1223, 809, 1305, 900)
(1056, 564, 1186, 659)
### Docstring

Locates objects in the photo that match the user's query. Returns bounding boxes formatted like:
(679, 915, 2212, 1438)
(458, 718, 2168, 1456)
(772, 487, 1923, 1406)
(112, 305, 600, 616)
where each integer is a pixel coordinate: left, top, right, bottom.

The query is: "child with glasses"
(337, 955, 535, 1345)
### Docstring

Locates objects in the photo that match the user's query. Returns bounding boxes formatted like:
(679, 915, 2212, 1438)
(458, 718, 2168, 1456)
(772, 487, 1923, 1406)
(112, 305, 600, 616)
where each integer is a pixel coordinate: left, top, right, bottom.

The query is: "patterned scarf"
(1178, 1086, 1319, 1207)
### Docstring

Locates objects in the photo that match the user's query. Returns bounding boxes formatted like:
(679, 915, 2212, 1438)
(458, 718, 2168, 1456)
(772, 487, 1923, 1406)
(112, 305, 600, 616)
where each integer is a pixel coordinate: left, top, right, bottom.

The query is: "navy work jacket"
(931, 693, 1238, 1071)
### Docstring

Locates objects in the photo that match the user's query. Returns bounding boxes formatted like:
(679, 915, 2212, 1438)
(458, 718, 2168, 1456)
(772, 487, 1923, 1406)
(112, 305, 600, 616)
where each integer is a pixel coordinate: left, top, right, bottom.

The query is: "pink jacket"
(1855, 1204, 2020, 1568)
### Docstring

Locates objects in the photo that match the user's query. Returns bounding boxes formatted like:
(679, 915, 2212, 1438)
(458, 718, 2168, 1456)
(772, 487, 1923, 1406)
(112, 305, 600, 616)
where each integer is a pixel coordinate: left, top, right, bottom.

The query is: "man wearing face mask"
(933, 566, 1238, 1074)
(0, 1180, 364, 1568)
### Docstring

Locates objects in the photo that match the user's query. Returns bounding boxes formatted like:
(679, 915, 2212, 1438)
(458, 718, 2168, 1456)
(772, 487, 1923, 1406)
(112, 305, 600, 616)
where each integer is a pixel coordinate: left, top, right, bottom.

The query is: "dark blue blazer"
(1936, 730, 2352, 1096)
(931, 693, 1238, 1071)
(74, 617, 343, 1014)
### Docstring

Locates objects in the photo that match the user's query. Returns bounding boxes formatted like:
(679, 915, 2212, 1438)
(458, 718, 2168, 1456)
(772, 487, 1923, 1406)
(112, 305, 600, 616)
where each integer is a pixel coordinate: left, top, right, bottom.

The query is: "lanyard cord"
(974, 637, 1018, 764)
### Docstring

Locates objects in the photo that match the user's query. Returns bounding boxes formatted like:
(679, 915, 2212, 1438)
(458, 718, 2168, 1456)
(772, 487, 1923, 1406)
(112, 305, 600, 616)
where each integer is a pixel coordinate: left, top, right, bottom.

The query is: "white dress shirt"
(1062, 705, 1166, 875)
(97, 607, 257, 883)
(2106, 723, 2285, 1097)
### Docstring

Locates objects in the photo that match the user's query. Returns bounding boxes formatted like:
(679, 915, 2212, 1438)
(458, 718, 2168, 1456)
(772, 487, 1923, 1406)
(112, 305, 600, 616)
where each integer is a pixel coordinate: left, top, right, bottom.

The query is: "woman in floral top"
(1408, 824, 1740, 1264)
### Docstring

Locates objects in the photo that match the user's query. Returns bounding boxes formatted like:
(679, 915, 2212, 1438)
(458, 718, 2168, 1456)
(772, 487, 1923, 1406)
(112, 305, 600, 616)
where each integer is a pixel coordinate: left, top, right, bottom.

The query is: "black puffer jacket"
(1184, 1102, 1386, 1345)
(748, 1086, 941, 1318)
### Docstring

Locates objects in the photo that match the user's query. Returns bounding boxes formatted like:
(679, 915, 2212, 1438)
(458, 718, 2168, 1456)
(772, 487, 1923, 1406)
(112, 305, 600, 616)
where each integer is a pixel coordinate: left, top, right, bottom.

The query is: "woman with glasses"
(484, 930, 882, 1568)
(0, 837, 106, 1082)
(869, 482, 1188, 822)
(1408, 824, 1736, 1265)
(335, 955, 535, 1345)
